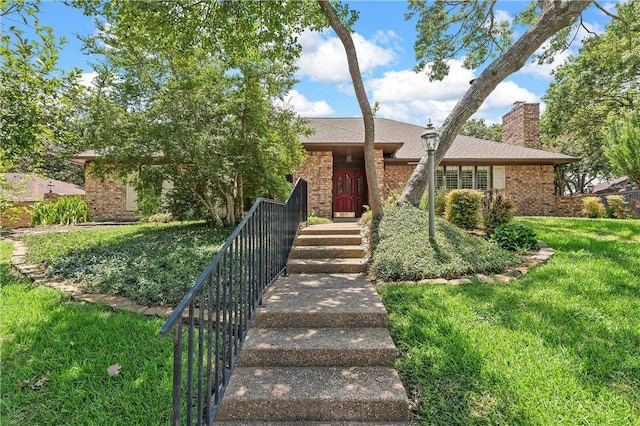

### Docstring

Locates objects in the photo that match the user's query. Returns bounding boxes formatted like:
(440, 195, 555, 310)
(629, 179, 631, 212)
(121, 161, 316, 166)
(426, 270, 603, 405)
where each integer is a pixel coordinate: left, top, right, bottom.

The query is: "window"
(445, 167, 459, 189)
(435, 166, 445, 189)
(460, 166, 474, 189)
(476, 166, 490, 191)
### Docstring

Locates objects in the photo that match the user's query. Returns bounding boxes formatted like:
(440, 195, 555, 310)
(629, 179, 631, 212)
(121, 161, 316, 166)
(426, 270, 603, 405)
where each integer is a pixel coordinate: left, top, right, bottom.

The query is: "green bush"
(491, 223, 538, 252)
(419, 186, 448, 217)
(147, 212, 173, 223)
(31, 196, 91, 226)
(371, 205, 519, 281)
(483, 194, 516, 235)
(582, 196, 606, 218)
(307, 214, 332, 225)
(444, 189, 483, 229)
(605, 195, 635, 219)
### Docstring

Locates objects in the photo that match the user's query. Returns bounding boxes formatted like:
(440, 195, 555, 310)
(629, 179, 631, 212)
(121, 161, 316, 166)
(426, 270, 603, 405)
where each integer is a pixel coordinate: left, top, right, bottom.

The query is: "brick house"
(72, 102, 580, 221)
(1, 173, 85, 228)
(296, 102, 580, 218)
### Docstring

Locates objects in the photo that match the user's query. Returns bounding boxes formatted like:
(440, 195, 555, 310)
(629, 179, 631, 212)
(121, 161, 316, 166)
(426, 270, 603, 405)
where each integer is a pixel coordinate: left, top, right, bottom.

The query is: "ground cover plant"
(371, 205, 519, 281)
(22, 222, 232, 306)
(0, 241, 174, 425)
(378, 217, 640, 425)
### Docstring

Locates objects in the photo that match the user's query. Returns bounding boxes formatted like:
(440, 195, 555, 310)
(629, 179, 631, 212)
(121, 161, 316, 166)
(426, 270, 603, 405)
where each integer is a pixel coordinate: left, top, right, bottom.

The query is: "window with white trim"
(434, 166, 493, 191)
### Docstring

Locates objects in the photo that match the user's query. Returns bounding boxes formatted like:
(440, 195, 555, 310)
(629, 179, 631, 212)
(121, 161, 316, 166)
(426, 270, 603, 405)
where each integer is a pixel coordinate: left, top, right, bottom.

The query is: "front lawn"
(0, 241, 174, 425)
(22, 222, 232, 306)
(378, 217, 640, 425)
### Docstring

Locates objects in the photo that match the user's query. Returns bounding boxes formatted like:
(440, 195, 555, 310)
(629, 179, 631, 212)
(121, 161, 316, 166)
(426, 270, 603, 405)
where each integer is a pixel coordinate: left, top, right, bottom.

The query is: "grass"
(371, 205, 520, 281)
(22, 221, 232, 306)
(0, 240, 174, 425)
(378, 217, 640, 425)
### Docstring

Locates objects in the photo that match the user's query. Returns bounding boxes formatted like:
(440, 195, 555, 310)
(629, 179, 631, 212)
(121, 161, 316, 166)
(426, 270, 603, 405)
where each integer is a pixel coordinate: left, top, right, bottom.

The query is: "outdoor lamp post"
(47, 180, 54, 193)
(421, 120, 440, 241)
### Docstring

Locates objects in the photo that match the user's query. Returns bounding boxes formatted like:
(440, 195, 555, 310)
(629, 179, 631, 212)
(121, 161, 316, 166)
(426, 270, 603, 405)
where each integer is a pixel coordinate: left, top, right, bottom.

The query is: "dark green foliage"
(483, 194, 516, 235)
(30, 196, 91, 226)
(582, 196, 606, 218)
(371, 205, 519, 281)
(491, 223, 538, 252)
(23, 222, 232, 306)
(164, 188, 212, 222)
(445, 189, 483, 229)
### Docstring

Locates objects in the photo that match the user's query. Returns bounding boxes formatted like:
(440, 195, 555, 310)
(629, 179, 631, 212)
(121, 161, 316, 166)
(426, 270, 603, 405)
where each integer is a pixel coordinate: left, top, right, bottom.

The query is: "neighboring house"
(1, 173, 85, 228)
(71, 102, 581, 221)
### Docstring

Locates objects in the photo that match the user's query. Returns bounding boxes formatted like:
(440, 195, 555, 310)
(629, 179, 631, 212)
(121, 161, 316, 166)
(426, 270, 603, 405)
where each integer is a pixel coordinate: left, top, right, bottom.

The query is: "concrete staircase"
(216, 222, 410, 425)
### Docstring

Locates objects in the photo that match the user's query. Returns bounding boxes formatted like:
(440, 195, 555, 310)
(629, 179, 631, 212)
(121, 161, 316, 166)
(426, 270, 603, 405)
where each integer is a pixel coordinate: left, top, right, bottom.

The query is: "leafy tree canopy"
(1, 0, 83, 172)
(459, 119, 502, 142)
(541, 0, 640, 192)
(605, 112, 640, 184)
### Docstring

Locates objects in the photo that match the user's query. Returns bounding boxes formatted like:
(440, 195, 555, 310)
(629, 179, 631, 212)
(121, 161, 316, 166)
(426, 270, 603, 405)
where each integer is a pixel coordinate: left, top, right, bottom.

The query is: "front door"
(333, 170, 367, 217)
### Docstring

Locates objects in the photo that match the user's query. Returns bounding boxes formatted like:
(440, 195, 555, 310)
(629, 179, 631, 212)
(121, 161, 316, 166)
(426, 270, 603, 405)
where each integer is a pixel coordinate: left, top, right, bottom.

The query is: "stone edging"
(375, 242, 554, 285)
(7, 238, 174, 318)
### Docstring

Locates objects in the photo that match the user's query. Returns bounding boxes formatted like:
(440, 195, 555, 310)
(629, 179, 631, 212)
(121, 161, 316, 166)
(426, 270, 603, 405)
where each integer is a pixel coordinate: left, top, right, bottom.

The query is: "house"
(592, 176, 640, 217)
(1, 173, 85, 228)
(71, 102, 581, 221)
(295, 102, 580, 218)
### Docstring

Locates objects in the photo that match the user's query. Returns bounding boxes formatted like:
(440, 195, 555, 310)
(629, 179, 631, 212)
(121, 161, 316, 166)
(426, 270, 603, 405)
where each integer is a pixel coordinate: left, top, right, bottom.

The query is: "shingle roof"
(303, 117, 579, 165)
(2, 173, 85, 202)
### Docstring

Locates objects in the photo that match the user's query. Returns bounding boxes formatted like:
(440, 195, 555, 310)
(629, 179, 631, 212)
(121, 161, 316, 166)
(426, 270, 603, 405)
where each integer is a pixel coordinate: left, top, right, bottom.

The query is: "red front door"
(333, 170, 367, 217)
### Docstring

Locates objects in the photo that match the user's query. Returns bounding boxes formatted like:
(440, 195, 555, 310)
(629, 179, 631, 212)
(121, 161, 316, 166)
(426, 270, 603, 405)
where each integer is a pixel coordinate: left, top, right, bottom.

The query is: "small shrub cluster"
(147, 212, 173, 223)
(605, 195, 635, 219)
(491, 223, 538, 252)
(483, 194, 516, 235)
(30, 196, 91, 226)
(444, 189, 483, 229)
(583, 197, 606, 218)
(307, 214, 332, 225)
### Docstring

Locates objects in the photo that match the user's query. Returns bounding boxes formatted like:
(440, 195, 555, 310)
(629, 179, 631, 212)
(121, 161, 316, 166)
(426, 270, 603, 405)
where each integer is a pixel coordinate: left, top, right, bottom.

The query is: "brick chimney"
(501, 101, 540, 149)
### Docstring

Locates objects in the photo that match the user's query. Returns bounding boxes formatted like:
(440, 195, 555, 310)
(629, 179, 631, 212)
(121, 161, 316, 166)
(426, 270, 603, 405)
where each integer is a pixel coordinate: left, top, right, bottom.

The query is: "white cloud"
(77, 71, 98, 87)
(277, 90, 334, 117)
(364, 60, 538, 125)
(296, 30, 397, 83)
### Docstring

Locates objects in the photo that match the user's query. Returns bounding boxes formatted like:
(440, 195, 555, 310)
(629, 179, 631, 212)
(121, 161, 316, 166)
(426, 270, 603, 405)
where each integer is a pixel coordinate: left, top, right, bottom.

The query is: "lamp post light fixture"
(47, 180, 54, 193)
(421, 120, 440, 241)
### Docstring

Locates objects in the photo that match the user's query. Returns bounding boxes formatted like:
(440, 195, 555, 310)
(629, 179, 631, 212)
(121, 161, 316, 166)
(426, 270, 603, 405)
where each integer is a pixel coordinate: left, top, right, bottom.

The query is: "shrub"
(30, 196, 91, 226)
(582, 197, 606, 218)
(147, 212, 173, 223)
(483, 194, 516, 236)
(308, 214, 332, 225)
(444, 189, 483, 229)
(491, 223, 538, 252)
(419, 186, 448, 217)
(605, 195, 635, 219)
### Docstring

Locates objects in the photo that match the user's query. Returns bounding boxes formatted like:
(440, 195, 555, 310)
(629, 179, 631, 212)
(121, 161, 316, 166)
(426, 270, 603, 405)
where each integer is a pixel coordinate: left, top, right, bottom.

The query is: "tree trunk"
(398, 0, 591, 206)
(317, 0, 383, 219)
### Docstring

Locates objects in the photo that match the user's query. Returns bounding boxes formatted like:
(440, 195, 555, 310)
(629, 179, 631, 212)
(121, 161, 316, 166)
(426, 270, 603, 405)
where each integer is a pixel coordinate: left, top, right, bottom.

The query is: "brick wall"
(1, 203, 33, 229)
(554, 195, 586, 217)
(84, 170, 136, 221)
(502, 102, 540, 149)
(374, 149, 385, 199)
(294, 151, 333, 218)
(384, 164, 414, 198)
(505, 165, 556, 215)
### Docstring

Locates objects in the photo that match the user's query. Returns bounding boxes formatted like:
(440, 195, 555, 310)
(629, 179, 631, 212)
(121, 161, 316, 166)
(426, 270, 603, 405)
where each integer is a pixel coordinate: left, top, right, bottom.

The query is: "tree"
(541, 0, 640, 193)
(459, 119, 502, 142)
(1, 0, 82, 172)
(398, 0, 591, 206)
(77, 1, 317, 225)
(317, 1, 383, 219)
(605, 112, 640, 184)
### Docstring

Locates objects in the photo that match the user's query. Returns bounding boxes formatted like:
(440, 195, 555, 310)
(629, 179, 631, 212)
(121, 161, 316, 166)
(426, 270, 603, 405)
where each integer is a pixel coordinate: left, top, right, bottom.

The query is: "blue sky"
(24, 1, 615, 126)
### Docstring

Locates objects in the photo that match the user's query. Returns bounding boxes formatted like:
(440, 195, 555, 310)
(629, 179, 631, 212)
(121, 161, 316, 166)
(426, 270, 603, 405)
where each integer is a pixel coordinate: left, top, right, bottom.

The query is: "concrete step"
(215, 367, 410, 423)
(299, 224, 362, 236)
(253, 285, 388, 328)
(295, 234, 362, 247)
(237, 327, 397, 367)
(290, 245, 365, 259)
(287, 258, 367, 274)
(267, 273, 372, 291)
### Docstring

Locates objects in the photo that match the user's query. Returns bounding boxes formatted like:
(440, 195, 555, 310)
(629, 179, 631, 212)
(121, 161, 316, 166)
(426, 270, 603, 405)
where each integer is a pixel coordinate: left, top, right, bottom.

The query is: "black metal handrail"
(159, 179, 307, 425)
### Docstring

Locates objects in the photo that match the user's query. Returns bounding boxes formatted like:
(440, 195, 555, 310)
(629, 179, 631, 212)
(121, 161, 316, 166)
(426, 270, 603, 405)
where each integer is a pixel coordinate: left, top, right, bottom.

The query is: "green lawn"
(378, 217, 640, 425)
(0, 240, 176, 425)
